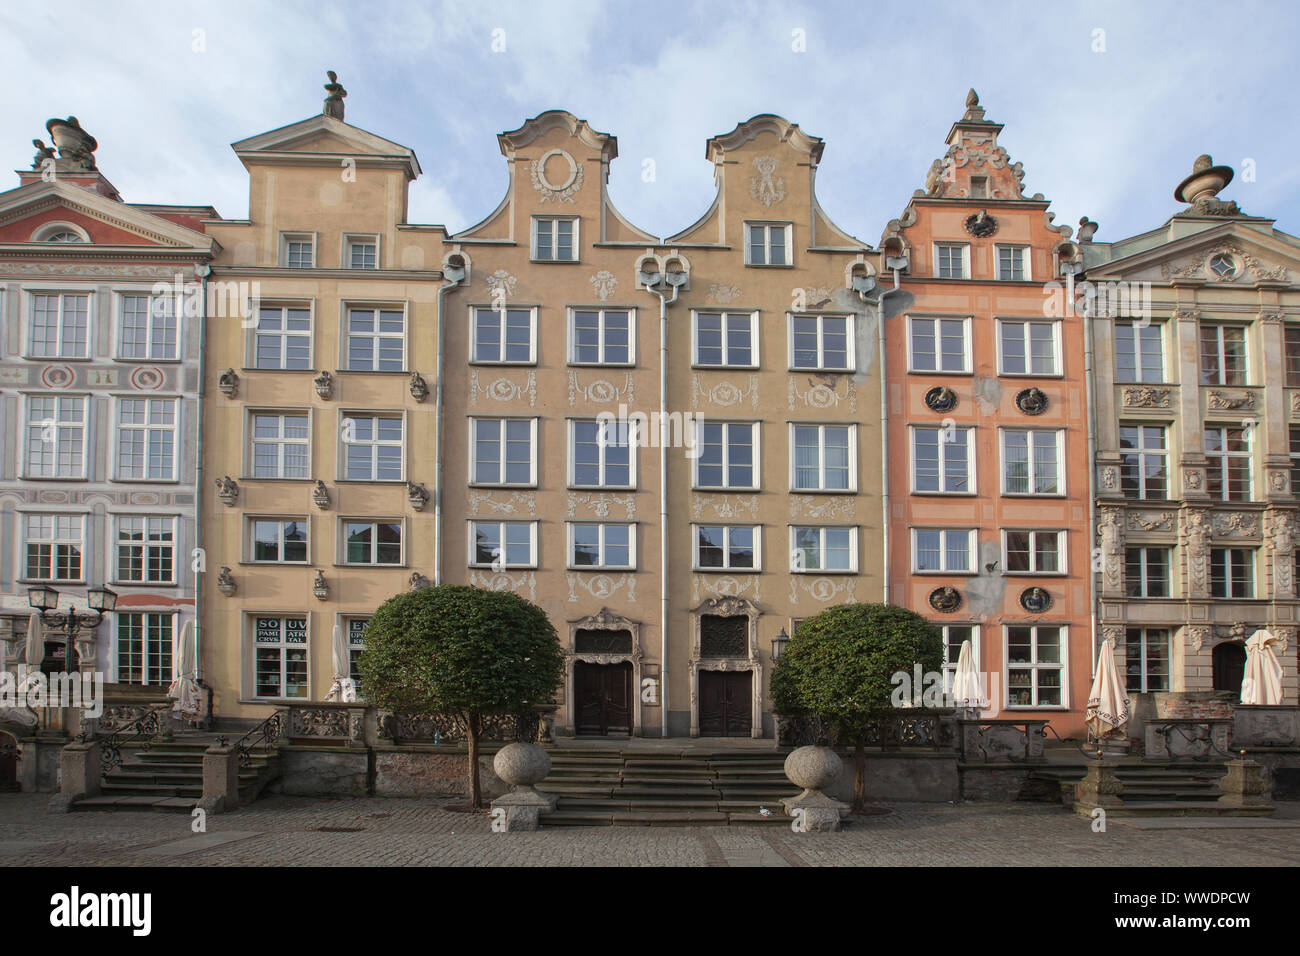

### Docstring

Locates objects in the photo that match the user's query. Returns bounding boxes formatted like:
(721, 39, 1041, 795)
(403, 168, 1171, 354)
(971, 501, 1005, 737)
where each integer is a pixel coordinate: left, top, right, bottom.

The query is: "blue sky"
(2, 0, 1297, 246)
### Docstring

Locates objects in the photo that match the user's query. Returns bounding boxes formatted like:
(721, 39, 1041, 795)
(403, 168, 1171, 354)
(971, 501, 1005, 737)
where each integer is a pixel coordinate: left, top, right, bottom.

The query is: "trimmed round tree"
(770, 602, 943, 811)
(357, 584, 564, 808)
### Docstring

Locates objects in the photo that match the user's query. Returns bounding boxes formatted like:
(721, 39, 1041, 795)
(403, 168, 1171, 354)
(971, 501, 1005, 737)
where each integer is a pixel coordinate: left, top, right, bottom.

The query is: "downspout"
(434, 261, 466, 586)
(876, 265, 903, 605)
(194, 263, 213, 723)
(1079, 269, 1100, 671)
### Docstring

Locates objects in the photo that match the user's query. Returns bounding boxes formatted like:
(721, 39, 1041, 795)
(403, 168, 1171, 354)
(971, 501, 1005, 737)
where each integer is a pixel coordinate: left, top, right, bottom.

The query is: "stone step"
(612, 810, 731, 826)
(617, 775, 721, 786)
(1074, 800, 1275, 817)
(73, 795, 198, 812)
(726, 811, 795, 825)
(556, 797, 722, 811)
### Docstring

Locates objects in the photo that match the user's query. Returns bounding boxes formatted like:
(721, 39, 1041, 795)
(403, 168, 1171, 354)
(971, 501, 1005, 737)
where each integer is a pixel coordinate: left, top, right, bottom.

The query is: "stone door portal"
(573, 661, 633, 736)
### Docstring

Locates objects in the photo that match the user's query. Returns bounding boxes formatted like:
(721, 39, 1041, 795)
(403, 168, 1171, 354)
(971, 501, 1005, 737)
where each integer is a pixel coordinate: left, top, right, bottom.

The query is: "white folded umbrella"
(167, 620, 202, 718)
(21, 613, 44, 691)
(326, 624, 358, 703)
(1241, 629, 1284, 705)
(951, 639, 983, 709)
(1086, 634, 1131, 739)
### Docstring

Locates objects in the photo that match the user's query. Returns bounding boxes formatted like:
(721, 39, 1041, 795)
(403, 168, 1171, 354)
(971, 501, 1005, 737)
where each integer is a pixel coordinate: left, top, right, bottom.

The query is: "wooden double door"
(574, 661, 633, 736)
(698, 670, 752, 737)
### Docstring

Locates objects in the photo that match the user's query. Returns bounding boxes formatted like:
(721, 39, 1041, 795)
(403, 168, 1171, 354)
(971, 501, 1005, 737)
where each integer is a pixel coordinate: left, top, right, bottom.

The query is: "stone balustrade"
(1144, 718, 1232, 761)
(1232, 706, 1300, 749)
(957, 719, 1048, 763)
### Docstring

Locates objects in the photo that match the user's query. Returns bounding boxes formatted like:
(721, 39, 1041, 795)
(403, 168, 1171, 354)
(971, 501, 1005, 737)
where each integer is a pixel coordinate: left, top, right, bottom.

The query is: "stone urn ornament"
(45, 116, 98, 169)
(490, 741, 557, 831)
(782, 745, 849, 832)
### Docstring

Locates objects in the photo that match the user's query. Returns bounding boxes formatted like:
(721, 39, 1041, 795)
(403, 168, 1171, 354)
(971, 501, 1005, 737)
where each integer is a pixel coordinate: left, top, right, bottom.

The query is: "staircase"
(74, 734, 281, 812)
(1030, 761, 1275, 817)
(538, 750, 799, 826)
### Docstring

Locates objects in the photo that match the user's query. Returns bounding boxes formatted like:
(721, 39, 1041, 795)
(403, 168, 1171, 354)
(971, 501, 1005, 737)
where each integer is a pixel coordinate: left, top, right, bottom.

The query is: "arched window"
(31, 222, 90, 243)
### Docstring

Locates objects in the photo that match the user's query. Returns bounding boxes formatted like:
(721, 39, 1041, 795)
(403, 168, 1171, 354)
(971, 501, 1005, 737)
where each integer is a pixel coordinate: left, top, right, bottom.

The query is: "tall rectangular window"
(1119, 425, 1168, 500)
(115, 516, 176, 583)
(254, 616, 308, 699)
(346, 617, 369, 685)
(116, 613, 174, 686)
(1205, 425, 1251, 501)
(913, 528, 974, 573)
(693, 311, 756, 367)
(29, 292, 89, 358)
(1115, 322, 1163, 383)
(1200, 325, 1247, 385)
(1125, 547, 1170, 598)
(1210, 548, 1254, 598)
(999, 320, 1059, 375)
(693, 525, 757, 570)
(342, 415, 403, 481)
(694, 422, 757, 489)
(940, 625, 978, 694)
(791, 424, 854, 491)
(116, 398, 177, 480)
(1286, 325, 1300, 387)
(746, 223, 789, 266)
(1291, 425, 1300, 494)
(790, 314, 851, 370)
(254, 306, 312, 369)
(25, 395, 87, 478)
(935, 243, 969, 279)
(346, 307, 405, 371)
(24, 514, 84, 581)
(912, 426, 972, 493)
(470, 520, 536, 568)
(571, 419, 633, 488)
(532, 217, 576, 261)
(791, 526, 856, 572)
(120, 293, 178, 360)
(472, 306, 534, 363)
(996, 245, 1028, 280)
(249, 518, 308, 563)
(1002, 429, 1062, 495)
(251, 412, 310, 478)
(571, 309, 632, 365)
(344, 520, 403, 565)
(1007, 625, 1064, 707)
(1125, 628, 1170, 693)
(909, 317, 968, 372)
(1004, 530, 1064, 574)
(470, 418, 536, 486)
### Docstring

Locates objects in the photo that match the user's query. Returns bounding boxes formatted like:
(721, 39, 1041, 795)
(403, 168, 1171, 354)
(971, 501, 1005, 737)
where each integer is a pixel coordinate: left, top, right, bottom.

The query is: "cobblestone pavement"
(2, 793, 1298, 867)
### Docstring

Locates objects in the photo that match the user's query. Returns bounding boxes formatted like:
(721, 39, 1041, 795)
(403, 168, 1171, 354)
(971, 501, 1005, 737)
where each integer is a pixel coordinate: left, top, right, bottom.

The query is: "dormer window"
(532, 217, 577, 262)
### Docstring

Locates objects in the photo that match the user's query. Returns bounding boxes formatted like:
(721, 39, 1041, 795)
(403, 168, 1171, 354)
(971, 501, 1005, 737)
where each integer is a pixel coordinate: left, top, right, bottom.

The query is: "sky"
(2, 0, 1298, 247)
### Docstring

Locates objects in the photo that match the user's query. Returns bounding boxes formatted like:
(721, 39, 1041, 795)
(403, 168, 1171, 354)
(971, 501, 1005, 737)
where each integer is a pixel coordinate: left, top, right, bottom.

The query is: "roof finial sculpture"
(961, 88, 986, 123)
(966, 88, 979, 108)
(323, 70, 347, 120)
(1174, 153, 1240, 216)
(44, 117, 97, 170)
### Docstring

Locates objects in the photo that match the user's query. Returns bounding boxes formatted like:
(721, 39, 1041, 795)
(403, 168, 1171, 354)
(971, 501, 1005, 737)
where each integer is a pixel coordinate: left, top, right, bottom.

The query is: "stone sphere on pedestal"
(784, 745, 842, 792)
(493, 741, 551, 788)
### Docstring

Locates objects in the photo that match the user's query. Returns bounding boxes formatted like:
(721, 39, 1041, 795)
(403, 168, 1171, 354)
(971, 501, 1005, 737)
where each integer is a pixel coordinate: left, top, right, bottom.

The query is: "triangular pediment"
(0, 180, 215, 250)
(1090, 219, 1298, 285)
(232, 114, 420, 177)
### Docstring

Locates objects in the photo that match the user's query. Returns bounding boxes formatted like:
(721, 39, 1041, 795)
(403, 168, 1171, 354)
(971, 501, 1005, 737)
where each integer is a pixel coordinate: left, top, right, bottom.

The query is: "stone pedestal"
(199, 743, 241, 814)
(1072, 760, 1124, 816)
(1218, 759, 1272, 809)
(489, 742, 556, 832)
(782, 745, 848, 832)
(47, 739, 101, 813)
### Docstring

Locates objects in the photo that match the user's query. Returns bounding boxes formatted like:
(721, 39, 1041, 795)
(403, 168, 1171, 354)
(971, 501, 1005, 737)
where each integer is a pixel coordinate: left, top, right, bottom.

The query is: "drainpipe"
(873, 263, 905, 604)
(434, 257, 467, 586)
(640, 263, 682, 739)
(1078, 265, 1100, 671)
(194, 262, 213, 722)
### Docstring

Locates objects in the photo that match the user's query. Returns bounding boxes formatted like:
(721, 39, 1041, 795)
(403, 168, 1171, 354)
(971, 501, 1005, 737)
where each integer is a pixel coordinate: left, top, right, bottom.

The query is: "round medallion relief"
(924, 386, 958, 413)
(1015, 387, 1048, 415)
(929, 586, 962, 613)
(1020, 587, 1052, 614)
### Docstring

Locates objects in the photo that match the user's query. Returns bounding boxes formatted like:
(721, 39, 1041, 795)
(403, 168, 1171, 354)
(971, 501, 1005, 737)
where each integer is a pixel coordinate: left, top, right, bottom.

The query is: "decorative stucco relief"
(692, 374, 758, 410)
(566, 572, 637, 604)
(468, 569, 537, 601)
(568, 492, 636, 519)
(469, 491, 537, 516)
(691, 494, 759, 520)
(469, 368, 536, 407)
(568, 371, 634, 406)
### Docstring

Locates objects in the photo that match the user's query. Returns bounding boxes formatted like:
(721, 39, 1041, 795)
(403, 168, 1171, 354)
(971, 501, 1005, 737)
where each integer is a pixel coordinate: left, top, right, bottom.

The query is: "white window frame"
(114, 396, 179, 481)
(911, 528, 976, 574)
(27, 291, 91, 359)
(343, 304, 407, 371)
(339, 411, 405, 482)
(113, 514, 177, 585)
(692, 421, 760, 491)
(280, 232, 315, 269)
(251, 614, 310, 700)
(343, 233, 380, 270)
(246, 517, 311, 564)
(247, 409, 312, 479)
(568, 307, 636, 366)
(340, 518, 405, 566)
(788, 313, 854, 371)
(21, 512, 86, 582)
(789, 423, 857, 493)
(745, 221, 793, 267)
(1125, 546, 1171, 599)
(1114, 321, 1165, 384)
(691, 310, 759, 368)
(789, 525, 858, 574)
(995, 244, 1031, 281)
(909, 425, 976, 495)
(468, 520, 539, 569)
(114, 611, 176, 687)
(1119, 424, 1169, 500)
(1210, 547, 1256, 599)
(997, 319, 1062, 376)
(1001, 428, 1065, 496)
(1205, 424, 1252, 502)
(531, 216, 578, 262)
(907, 315, 971, 373)
(470, 305, 537, 365)
(117, 292, 179, 361)
(566, 522, 636, 570)
(23, 393, 89, 479)
(250, 303, 313, 370)
(1200, 324, 1248, 386)
(934, 242, 970, 279)
(1002, 529, 1067, 575)
(1005, 625, 1067, 709)
(569, 418, 637, 490)
(691, 524, 761, 571)
(468, 417, 538, 487)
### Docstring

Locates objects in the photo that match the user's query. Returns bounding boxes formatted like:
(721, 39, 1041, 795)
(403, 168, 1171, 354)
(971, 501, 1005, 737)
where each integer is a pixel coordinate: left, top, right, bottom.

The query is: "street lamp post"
(26, 585, 117, 674)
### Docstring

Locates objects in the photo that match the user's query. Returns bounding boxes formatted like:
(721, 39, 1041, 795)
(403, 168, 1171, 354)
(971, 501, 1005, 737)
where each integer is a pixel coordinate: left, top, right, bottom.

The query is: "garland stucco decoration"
(469, 369, 536, 407)
(468, 491, 537, 516)
(469, 569, 537, 601)
(566, 572, 637, 603)
(708, 284, 741, 304)
(531, 149, 583, 203)
(692, 574, 761, 604)
(692, 374, 758, 410)
(568, 371, 633, 406)
(790, 575, 857, 605)
(690, 494, 759, 520)
(568, 492, 636, 519)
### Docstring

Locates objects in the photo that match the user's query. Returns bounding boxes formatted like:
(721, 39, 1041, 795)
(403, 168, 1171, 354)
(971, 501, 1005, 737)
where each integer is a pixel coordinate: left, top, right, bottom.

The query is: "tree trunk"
(853, 742, 866, 812)
(467, 712, 482, 809)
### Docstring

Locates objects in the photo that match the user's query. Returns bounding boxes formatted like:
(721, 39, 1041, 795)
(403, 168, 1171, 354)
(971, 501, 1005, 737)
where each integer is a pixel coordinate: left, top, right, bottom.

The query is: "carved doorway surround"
(564, 608, 644, 737)
(689, 596, 763, 739)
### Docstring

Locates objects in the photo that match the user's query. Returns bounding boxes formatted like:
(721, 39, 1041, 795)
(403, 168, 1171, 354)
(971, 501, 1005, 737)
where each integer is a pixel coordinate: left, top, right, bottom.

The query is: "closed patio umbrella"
(951, 639, 983, 714)
(326, 625, 357, 703)
(167, 620, 201, 719)
(1241, 629, 1284, 706)
(21, 614, 44, 690)
(1086, 634, 1131, 740)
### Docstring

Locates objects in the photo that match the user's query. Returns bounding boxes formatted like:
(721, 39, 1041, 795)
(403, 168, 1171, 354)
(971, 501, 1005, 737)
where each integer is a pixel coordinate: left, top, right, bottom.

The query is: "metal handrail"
(80, 703, 168, 776)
